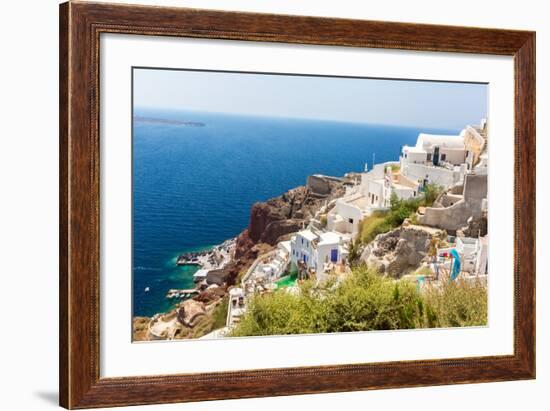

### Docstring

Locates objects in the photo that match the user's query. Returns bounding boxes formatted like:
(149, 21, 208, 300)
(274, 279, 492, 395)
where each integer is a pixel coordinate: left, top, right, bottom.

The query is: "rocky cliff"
(235, 177, 346, 260)
(361, 224, 446, 277)
(215, 176, 348, 287)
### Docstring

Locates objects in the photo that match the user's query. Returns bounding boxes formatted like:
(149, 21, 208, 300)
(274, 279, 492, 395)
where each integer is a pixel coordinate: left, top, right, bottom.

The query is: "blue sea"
(132, 108, 457, 317)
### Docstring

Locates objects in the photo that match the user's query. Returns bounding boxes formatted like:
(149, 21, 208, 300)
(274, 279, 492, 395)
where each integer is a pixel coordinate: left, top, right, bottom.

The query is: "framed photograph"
(59, 1, 535, 409)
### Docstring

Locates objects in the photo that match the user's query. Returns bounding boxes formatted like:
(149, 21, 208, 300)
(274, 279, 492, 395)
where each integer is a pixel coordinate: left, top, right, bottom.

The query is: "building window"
(427, 153, 432, 161)
(441, 154, 447, 161)
(348, 218, 354, 224)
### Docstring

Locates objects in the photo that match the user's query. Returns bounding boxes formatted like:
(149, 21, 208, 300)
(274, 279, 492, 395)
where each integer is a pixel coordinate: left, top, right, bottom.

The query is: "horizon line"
(133, 105, 470, 132)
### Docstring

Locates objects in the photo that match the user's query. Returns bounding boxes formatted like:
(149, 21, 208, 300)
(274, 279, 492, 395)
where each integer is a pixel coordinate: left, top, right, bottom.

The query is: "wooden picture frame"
(59, 1, 535, 408)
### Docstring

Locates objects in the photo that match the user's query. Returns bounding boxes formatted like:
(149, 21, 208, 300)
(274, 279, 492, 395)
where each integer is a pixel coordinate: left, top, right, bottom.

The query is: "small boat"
(144, 287, 150, 292)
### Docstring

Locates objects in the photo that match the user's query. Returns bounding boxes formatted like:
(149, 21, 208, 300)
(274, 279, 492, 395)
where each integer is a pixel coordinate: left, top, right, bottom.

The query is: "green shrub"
(211, 297, 229, 330)
(423, 278, 487, 327)
(231, 267, 428, 336)
(358, 212, 392, 244)
(422, 183, 444, 207)
(388, 193, 422, 226)
(357, 196, 422, 245)
(347, 239, 362, 267)
(357, 184, 443, 245)
(230, 267, 488, 337)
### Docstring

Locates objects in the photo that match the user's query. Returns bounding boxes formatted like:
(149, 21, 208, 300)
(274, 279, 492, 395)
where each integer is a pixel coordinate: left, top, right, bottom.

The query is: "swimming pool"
(275, 273, 298, 288)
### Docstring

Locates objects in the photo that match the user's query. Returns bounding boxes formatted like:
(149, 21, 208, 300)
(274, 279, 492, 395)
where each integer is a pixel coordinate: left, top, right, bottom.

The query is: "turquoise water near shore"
(132, 108, 458, 317)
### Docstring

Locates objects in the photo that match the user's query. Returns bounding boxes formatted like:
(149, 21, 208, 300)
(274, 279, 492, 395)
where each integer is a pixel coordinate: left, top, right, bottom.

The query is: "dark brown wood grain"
(59, 1, 536, 409)
(59, 2, 69, 408)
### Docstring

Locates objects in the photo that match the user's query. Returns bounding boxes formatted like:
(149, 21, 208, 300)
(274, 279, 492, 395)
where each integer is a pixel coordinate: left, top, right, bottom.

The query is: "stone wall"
(307, 174, 343, 196)
(418, 174, 487, 232)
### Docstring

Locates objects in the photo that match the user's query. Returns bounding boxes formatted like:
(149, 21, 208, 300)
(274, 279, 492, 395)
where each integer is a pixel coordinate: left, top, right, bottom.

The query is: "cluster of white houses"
(220, 120, 489, 333)
(289, 119, 489, 279)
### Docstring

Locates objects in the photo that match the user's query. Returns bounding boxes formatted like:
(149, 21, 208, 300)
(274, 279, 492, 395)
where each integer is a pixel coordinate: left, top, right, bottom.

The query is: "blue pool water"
(132, 108, 457, 317)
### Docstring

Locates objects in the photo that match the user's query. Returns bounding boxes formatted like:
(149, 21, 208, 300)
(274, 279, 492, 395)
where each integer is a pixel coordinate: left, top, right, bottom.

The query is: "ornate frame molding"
(59, 1, 535, 408)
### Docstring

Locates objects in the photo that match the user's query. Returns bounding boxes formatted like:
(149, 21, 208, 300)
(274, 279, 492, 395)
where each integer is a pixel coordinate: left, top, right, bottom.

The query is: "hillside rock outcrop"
(456, 211, 488, 238)
(235, 178, 346, 261)
(177, 299, 206, 328)
(361, 225, 445, 277)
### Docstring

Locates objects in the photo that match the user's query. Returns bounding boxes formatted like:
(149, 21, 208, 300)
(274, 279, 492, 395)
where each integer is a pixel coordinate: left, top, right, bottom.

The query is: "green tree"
(422, 183, 443, 207)
(347, 239, 362, 267)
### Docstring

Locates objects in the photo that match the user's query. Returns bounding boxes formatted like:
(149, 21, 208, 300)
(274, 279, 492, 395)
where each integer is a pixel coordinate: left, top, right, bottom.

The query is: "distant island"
(134, 116, 206, 127)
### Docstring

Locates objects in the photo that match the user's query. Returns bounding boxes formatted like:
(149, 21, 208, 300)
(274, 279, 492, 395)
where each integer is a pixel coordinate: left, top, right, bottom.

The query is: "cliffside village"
(142, 119, 489, 340)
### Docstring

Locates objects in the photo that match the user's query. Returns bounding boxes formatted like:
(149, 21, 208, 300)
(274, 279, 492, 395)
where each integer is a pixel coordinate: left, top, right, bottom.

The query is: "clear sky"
(133, 68, 487, 130)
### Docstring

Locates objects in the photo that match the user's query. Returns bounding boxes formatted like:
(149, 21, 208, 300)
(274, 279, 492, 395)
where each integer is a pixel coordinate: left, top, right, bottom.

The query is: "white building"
(436, 235, 488, 277)
(361, 162, 420, 208)
(401, 133, 468, 188)
(326, 193, 369, 236)
(241, 241, 292, 295)
(290, 229, 349, 277)
(402, 133, 467, 166)
(255, 241, 291, 281)
(327, 121, 486, 238)
(290, 229, 318, 269)
(326, 161, 420, 235)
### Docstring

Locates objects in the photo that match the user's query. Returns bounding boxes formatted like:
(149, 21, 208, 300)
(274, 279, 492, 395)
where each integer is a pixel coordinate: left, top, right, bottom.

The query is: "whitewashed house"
(401, 133, 468, 188)
(327, 121, 487, 238)
(258, 241, 291, 281)
(402, 133, 467, 166)
(326, 161, 420, 235)
(290, 229, 318, 269)
(290, 229, 349, 277)
(361, 162, 420, 208)
(316, 231, 348, 273)
(326, 193, 369, 236)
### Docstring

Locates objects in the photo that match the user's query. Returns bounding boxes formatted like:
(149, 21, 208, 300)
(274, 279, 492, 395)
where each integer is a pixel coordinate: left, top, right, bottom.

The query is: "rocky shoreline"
(176, 239, 235, 269)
